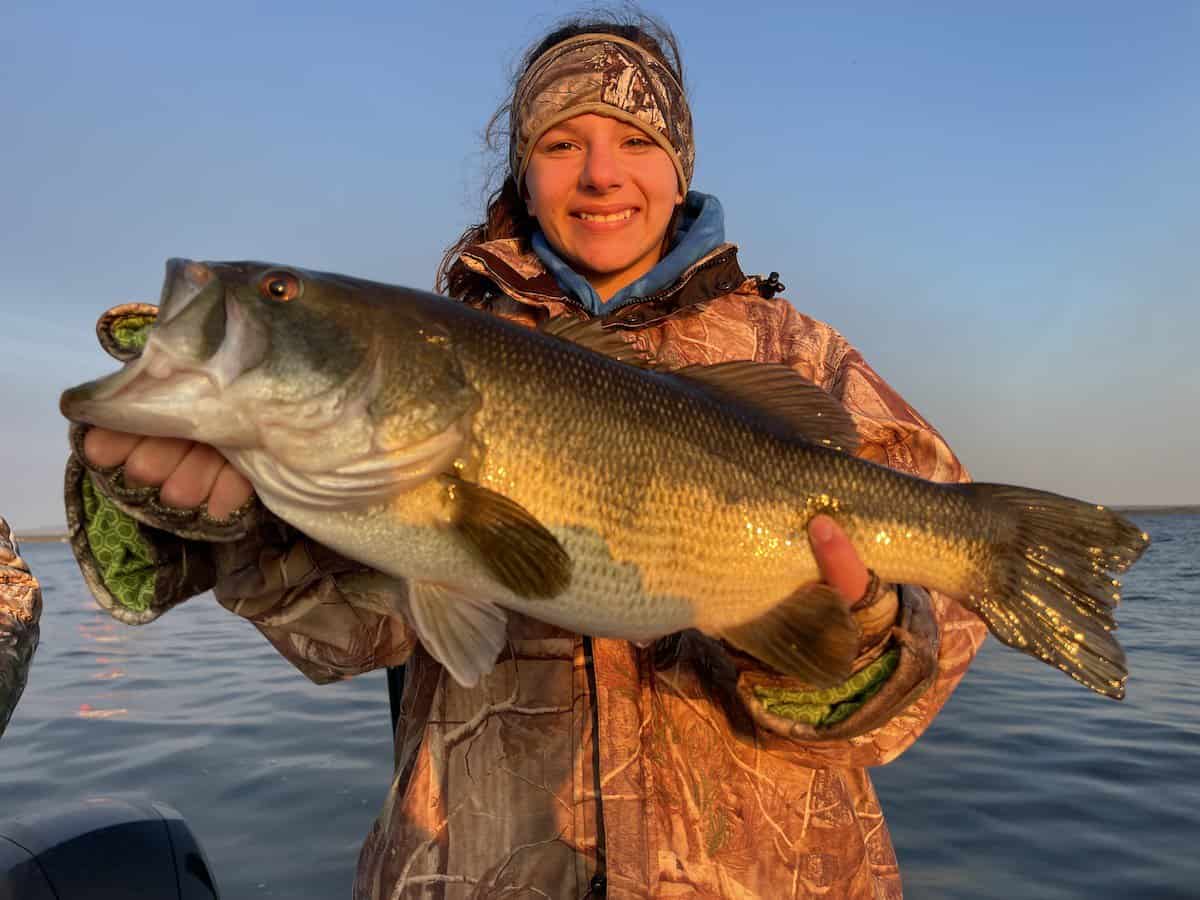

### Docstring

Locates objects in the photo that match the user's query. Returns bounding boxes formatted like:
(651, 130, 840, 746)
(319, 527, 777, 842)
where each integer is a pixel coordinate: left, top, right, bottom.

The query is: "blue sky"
(1, 2, 1197, 528)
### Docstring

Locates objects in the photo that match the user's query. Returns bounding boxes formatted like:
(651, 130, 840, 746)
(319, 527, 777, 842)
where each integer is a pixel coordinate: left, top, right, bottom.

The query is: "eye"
(258, 270, 302, 302)
(539, 134, 578, 153)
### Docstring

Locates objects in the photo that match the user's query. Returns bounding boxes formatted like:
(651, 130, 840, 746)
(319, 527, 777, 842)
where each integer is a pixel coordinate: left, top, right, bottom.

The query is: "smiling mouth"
(575, 209, 635, 223)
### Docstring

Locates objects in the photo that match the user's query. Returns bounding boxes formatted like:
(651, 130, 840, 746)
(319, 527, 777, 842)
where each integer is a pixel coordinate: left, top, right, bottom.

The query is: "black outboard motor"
(0, 797, 219, 899)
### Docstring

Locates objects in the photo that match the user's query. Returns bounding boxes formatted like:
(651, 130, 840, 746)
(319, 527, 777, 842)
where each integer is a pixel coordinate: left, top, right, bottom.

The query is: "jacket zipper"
(583, 636, 607, 898)
(601, 247, 739, 317)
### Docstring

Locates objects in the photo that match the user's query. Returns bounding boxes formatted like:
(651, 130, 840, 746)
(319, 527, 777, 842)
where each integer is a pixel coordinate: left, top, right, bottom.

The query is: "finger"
(207, 465, 254, 519)
(123, 437, 194, 488)
(160, 443, 228, 509)
(82, 428, 143, 468)
(808, 514, 869, 605)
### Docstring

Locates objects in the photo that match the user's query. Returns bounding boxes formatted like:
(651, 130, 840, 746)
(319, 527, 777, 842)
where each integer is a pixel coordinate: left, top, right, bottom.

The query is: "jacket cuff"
(735, 584, 939, 740)
(65, 451, 219, 624)
(211, 524, 417, 683)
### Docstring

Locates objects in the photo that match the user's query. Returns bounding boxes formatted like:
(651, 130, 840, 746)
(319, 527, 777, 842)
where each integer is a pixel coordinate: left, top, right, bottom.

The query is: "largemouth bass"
(61, 260, 1148, 697)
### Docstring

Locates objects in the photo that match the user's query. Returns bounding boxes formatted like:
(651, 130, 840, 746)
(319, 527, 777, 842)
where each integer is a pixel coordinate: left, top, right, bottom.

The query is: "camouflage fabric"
(65, 242, 987, 898)
(511, 34, 694, 191)
(0, 516, 41, 741)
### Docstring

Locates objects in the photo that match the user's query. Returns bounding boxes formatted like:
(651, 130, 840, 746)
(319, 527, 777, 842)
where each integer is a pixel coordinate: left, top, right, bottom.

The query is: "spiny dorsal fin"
(720, 583, 858, 688)
(444, 475, 572, 599)
(672, 361, 860, 452)
(541, 317, 857, 452)
(540, 316, 656, 367)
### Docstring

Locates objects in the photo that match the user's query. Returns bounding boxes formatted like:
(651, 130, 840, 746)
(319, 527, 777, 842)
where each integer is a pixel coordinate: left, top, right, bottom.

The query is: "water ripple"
(4, 518, 1199, 898)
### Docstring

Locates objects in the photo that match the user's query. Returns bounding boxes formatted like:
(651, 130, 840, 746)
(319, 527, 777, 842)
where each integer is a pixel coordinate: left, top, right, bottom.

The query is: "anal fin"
(720, 584, 857, 687)
(407, 581, 509, 688)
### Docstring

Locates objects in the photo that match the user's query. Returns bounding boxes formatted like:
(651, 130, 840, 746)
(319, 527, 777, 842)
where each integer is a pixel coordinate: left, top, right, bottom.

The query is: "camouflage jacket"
(0, 517, 41, 743)
(66, 240, 987, 899)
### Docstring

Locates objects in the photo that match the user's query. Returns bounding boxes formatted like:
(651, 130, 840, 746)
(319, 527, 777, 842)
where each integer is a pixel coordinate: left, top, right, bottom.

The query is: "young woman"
(72, 13, 984, 898)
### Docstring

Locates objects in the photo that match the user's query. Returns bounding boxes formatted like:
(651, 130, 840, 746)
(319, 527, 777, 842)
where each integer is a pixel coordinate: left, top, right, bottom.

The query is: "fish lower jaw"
(63, 369, 218, 439)
(98, 372, 218, 429)
(88, 338, 219, 405)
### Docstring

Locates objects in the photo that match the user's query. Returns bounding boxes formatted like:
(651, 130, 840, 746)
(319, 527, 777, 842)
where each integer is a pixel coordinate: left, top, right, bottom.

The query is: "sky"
(1, 1, 1197, 530)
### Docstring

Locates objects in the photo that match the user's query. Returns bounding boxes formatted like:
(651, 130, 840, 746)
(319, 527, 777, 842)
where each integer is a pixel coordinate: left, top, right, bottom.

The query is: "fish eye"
(259, 270, 302, 302)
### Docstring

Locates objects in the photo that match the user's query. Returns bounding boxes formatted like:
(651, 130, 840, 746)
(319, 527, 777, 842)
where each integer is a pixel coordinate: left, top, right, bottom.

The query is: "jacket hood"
(459, 234, 751, 329)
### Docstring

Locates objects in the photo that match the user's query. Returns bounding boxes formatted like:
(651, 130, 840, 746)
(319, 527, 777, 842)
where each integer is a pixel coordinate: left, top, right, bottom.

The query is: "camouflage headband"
(510, 33, 695, 192)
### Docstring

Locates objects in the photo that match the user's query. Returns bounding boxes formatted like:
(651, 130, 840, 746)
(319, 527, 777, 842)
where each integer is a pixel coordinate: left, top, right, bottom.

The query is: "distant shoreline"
(15, 533, 69, 543)
(1113, 505, 1200, 516)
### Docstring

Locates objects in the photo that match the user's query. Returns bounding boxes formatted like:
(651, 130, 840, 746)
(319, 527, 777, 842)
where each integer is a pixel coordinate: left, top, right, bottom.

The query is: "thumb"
(808, 515, 870, 605)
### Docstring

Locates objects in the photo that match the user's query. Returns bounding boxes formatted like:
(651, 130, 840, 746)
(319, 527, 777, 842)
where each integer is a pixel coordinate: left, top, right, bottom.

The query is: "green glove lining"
(81, 476, 159, 612)
(753, 648, 900, 727)
(111, 315, 155, 352)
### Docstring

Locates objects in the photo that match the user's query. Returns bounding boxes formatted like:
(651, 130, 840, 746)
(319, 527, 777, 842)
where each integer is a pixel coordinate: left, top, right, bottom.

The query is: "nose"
(578, 143, 623, 192)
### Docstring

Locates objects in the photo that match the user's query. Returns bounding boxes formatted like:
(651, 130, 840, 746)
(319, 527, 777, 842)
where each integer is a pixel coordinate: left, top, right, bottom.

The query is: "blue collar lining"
(531, 191, 726, 316)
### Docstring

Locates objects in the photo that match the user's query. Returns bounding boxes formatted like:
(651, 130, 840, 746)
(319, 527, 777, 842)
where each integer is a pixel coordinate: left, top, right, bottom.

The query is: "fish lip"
(60, 289, 267, 445)
(59, 337, 219, 429)
(108, 340, 220, 399)
(159, 258, 217, 325)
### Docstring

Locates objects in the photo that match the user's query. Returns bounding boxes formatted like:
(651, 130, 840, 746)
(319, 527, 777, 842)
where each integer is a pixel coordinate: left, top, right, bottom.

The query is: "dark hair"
(435, 9, 686, 301)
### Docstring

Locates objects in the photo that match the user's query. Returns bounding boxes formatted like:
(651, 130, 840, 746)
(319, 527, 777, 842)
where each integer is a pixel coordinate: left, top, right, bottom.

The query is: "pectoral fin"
(720, 584, 858, 687)
(407, 581, 509, 688)
(444, 475, 572, 599)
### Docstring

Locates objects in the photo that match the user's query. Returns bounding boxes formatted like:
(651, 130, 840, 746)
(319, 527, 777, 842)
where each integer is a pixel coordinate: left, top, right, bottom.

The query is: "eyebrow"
(539, 122, 646, 143)
(539, 124, 580, 141)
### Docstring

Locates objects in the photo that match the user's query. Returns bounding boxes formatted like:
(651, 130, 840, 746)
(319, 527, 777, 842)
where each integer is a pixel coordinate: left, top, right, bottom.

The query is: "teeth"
(578, 209, 634, 223)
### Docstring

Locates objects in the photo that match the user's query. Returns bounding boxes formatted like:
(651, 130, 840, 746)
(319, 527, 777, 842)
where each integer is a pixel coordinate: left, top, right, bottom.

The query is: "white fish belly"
(259, 486, 700, 642)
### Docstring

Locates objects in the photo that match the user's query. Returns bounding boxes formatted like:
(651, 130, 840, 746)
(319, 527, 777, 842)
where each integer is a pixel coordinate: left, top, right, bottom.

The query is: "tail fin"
(965, 485, 1149, 699)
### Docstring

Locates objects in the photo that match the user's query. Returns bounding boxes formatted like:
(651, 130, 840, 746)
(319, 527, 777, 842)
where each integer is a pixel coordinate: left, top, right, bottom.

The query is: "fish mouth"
(60, 342, 219, 437)
(60, 292, 264, 441)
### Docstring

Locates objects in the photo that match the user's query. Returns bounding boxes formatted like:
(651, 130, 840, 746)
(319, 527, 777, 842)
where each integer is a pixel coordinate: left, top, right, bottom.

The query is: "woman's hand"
(807, 514, 870, 605)
(82, 428, 254, 519)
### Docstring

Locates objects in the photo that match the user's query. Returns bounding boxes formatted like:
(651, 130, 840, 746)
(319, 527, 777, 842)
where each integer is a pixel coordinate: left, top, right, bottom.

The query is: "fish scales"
(452, 311, 843, 624)
(460, 310, 983, 608)
(60, 260, 1149, 695)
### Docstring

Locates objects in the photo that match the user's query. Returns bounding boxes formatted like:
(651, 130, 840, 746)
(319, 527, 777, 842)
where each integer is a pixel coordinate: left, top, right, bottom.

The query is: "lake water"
(2, 513, 1197, 898)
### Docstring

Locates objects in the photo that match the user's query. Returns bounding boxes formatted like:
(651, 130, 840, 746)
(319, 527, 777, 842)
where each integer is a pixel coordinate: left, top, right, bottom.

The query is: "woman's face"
(524, 113, 683, 300)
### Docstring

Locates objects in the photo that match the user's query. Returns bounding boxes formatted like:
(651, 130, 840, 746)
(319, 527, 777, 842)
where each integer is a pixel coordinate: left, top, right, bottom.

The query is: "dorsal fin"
(670, 361, 860, 452)
(540, 316, 656, 367)
(540, 317, 857, 452)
